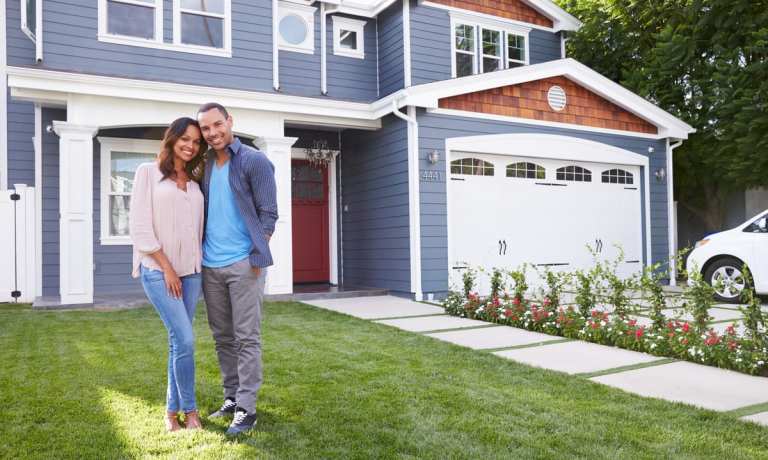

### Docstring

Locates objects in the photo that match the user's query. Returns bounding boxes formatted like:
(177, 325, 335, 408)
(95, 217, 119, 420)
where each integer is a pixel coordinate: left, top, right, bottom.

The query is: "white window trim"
(172, 0, 232, 57)
(331, 16, 366, 59)
(277, 1, 316, 54)
(507, 33, 527, 67)
(98, 137, 160, 246)
(450, 11, 531, 78)
(479, 26, 503, 74)
(98, 0, 233, 57)
(20, 0, 35, 42)
(450, 20, 477, 79)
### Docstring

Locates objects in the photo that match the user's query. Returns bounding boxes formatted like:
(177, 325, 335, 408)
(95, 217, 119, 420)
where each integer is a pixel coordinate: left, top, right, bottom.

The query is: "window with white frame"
(99, 138, 159, 244)
(278, 2, 316, 54)
(20, 0, 36, 41)
(176, 0, 228, 49)
(332, 16, 366, 59)
(451, 13, 530, 78)
(451, 158, 494, 176)
(454, 23, 476, 78)
(101, 0, 162, 41)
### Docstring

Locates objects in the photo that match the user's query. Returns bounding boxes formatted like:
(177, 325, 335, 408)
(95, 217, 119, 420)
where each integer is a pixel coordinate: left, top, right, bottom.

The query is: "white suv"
(686, 210, 768, 302)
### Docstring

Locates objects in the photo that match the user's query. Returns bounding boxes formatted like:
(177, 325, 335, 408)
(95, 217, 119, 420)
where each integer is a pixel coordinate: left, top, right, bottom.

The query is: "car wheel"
(703, 257, 750, 303)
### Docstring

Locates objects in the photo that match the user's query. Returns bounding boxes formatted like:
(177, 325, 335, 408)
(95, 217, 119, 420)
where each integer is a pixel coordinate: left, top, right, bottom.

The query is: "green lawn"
(1, 301, 768, 459)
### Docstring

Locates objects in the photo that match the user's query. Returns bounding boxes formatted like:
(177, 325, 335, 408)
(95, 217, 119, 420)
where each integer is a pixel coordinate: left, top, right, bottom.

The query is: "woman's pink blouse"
(129, 162, 205, 278)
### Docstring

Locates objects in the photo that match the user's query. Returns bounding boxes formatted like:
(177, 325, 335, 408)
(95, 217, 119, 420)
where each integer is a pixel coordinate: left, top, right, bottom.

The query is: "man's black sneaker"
(226, 408, 257, 436)
(208, 398, 237, 419)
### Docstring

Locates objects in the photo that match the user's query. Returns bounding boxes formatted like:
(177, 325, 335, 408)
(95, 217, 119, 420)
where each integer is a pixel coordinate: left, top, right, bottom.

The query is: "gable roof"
(334, 0, 582, 31)
(386, 58, 695, 139)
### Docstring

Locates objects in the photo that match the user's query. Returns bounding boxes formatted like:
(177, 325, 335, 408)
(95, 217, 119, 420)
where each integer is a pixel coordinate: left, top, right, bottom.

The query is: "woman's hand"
(164, 267, 183, 299)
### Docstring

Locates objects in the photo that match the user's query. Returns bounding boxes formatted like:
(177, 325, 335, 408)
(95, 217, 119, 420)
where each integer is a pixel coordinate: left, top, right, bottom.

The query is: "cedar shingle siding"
(438, 76, 659, 134)
(426, 0, 553, 27)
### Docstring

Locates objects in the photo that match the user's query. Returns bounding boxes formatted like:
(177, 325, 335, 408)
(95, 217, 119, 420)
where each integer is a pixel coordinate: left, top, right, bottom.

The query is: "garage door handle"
(450, 177, 465, 181)
(595, 239, 603, 253)
(503, 239, 507, 255)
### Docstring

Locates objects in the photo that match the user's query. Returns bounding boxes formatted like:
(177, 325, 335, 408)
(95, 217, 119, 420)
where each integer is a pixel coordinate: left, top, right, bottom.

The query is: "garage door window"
(451, 158, 494, 176)
(556, 165, 592, 182)
(601, 168, 633, 184)
(506, 162, 545, 179)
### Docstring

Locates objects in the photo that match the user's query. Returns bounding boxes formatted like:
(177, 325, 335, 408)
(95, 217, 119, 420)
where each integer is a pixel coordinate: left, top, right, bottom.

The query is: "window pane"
(107, 1, 155, 39)
(482, 29, 501, 57)
(339, 30, 357, 50)
(25, 0, 36, 36)
(110, 195, 131, 237)
(454, 24, 474, 52)
(279, 14, 308, 45)
(182, 13, 224, 48)
(110, 151, 157, 193)
(456, 53, 473, 77)
(508, 34, 525, 62)
(483, 57, 500, 72)
(181, 0, 225, 15)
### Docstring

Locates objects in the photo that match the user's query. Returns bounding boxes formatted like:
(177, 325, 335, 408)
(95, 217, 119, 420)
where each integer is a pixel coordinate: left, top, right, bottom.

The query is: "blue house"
(1, 0, 694, 305)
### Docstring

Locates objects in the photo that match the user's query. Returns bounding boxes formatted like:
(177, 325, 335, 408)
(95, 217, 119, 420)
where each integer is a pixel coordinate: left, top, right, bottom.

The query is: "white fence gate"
(0, 185, 36, 303)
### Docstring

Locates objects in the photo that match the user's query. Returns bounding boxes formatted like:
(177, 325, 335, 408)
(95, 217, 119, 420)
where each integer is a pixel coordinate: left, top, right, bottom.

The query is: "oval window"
(279, 14, 307, 45)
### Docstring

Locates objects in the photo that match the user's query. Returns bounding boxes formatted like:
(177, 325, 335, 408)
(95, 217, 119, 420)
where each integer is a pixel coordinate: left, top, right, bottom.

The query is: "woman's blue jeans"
(140, 266, 201, 413)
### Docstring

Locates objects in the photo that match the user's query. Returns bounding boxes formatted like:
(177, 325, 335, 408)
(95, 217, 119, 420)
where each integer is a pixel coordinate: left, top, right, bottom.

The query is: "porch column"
(53, 122, 99, 305)
(255, 136, 298, 295)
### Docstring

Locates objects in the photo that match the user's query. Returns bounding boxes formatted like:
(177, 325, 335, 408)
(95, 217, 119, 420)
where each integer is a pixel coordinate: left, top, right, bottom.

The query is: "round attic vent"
(547, 86, 567, 111)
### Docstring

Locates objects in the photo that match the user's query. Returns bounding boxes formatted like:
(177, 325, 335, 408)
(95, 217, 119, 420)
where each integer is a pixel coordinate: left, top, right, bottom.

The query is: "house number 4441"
(420, 170, 441, 182)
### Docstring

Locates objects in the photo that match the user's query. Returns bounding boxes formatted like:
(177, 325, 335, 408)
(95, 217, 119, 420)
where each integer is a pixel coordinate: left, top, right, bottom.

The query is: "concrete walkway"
(303, 295, 768, 427)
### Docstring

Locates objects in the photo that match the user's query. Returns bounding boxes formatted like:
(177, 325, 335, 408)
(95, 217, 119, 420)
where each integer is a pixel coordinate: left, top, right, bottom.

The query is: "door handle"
(503, 239, 507, 255)
(499, 240, 503, 255)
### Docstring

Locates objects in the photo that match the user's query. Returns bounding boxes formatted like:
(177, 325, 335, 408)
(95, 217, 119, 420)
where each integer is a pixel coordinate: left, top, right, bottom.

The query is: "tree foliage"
(558, 0, 768, 230)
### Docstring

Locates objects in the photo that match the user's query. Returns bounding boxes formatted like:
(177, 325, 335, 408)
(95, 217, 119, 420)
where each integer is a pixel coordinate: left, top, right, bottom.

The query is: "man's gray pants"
(202, 258, 266, 415)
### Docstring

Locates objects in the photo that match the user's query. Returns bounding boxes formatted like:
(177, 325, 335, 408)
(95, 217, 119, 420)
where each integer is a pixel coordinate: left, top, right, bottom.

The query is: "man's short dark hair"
(198, 102, 229, 119)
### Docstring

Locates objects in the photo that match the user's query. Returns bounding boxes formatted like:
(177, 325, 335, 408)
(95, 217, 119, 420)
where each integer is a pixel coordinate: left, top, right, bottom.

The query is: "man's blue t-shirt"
(202, 161, 253, 268)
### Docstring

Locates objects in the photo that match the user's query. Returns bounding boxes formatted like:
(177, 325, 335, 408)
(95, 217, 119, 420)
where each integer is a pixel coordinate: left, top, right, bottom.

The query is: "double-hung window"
(20, 0, 37, 41)
(100, 0, 162, 42)
(451, 13, 530, 78)
(176, 0, 228, 49)
(454, 23, 476, 78)
(98, 138, 159, 244)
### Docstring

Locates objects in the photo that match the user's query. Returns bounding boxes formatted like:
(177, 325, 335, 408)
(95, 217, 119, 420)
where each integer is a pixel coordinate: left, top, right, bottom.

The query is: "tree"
(558, 0, 768, 231)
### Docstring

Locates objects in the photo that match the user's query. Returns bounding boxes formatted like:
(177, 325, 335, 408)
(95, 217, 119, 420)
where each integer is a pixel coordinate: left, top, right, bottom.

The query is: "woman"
(129, 117, 207, 432)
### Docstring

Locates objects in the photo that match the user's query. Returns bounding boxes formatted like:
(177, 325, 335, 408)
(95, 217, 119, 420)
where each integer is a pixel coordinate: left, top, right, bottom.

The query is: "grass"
(1, 301, 768, 459)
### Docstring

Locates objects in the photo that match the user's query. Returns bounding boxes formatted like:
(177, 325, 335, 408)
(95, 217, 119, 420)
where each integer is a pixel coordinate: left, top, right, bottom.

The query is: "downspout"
(391, 100, 423, 300)
(272, 0, 279, 90)
(402, 0, 412, 87)
(320, 2, 329, 95)
(35, 0, 43, 62)
(668, 139, 683, 286)
(560, 32, 568, 59)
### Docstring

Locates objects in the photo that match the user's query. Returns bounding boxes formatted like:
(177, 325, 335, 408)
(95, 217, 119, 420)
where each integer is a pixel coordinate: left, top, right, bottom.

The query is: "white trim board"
(332, 16, 366, 59)
(420, 0, 581, 32)
(0, 0, 7, 189)
(449, 13, 531, 78)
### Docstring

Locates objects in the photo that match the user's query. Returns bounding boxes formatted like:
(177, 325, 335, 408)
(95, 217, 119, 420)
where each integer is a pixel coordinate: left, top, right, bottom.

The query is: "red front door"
(291, 160, 330, 283)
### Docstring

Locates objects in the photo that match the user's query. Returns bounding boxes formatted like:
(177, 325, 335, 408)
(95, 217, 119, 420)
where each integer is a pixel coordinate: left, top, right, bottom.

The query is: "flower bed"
(443, 260, 768, 376)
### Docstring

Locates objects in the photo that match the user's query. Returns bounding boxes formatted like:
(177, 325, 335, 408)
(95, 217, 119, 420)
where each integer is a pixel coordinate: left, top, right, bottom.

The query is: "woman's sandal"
(165, 411, 183, 432)
(184, 410, 203, 430)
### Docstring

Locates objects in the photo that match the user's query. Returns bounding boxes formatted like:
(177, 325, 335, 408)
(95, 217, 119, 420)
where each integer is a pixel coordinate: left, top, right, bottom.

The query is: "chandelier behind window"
(304, 139, 334, 167)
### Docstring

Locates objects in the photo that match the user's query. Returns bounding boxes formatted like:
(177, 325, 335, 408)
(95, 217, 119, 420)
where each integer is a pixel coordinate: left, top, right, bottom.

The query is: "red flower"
(726, 325, 736, 336)
(504, 308, 513, 317)
(681, 338, 688, 346)
(682, 323, 690, 333)
(727, 340, 737, 351)
(492, 296, 501, 306)
(590, 321, 599, 329)
(635, 327, 645, 339)
(704, 332, 720, 346)
(543, 297, 551, 306)
(512, 297, 521, 306)
(628, 319, 637, 327)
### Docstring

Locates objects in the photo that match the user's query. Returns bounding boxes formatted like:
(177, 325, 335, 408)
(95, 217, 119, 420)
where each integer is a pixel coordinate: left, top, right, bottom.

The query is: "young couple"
(129, 102, 277, 435)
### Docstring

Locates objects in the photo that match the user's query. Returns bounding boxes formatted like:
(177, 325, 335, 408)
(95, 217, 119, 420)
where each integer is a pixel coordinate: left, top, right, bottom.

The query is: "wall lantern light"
(654, 167, 666, 183)
(427, 150, 440, 165)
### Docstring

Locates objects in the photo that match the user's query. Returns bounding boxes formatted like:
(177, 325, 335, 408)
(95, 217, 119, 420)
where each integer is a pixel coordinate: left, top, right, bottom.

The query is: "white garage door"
(449, 152, 643, 295)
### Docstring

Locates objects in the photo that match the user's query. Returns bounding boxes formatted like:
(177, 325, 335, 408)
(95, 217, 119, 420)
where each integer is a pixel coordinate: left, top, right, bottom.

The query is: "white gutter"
(667, 139, 683, 285)
(391, 99, 423, 300)
(560, 32, 567, 59)
(35, 0, 43, 62)
(320, 3, 336, 95)
(402, 0, 412, 87)
(273, 0, 280, 90)
(0, 0, 7, 189)
(34, 104, 42, 296)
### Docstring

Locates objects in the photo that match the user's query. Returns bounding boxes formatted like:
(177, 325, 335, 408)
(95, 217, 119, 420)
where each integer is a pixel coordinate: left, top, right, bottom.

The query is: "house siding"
(7, 98, 35, 187)
(340, 115, 411, 292)
(41, 108, 65, 296)
(409, 0, 564, 85)
(279, 11, 378, 101)
(377, 1, 405, 96)
(417, 109, 668, 295)
(6, 0, 36, 66)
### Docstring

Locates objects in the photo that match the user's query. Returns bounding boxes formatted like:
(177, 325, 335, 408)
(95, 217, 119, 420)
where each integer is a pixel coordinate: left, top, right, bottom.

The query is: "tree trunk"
(680, 184, 728, 233)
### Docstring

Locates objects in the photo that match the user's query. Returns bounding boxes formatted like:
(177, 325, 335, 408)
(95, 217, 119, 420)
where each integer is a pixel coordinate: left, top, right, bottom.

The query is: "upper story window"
(98, 0, 232, 57)
(332, 16, 366, 59)
(20, 0, 37, 41)
(450, 13, 530, 78)
(176, 0, 228, 49)
(556, 165, 592, 182)
(278, 2, 316, 54)
(451, 158, 494, 176)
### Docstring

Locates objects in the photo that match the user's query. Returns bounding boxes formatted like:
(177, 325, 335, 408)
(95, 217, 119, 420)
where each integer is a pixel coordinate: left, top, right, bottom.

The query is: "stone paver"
(709, 321, 746, 336)
(494, 340, 662, 375)
(374, 315, 489, 332)
(664, 307, 743, 323)
(741, 412, 768, 427)
(426, 326, 560, 350)
(591, 361, 768, 411)
(303, 296, 444, 320)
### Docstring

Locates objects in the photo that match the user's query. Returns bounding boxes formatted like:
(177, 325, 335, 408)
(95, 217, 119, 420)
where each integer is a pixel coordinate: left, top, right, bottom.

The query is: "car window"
(744, 214, 768, 233)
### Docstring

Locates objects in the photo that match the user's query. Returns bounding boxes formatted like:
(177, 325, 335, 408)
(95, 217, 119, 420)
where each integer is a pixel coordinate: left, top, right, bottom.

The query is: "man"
(197, 102, 277, 435)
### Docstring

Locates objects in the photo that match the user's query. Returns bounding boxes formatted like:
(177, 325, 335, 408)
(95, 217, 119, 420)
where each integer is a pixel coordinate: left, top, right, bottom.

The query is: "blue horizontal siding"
(6, 98, 35, 187)
(529, 29, 562, 64)
(340, 114, 410, 292)
(377, 0, 405, 95)
(6, 0, 36, 66)
(417, 109, 668, 295)
(41, 108, 66, 296)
